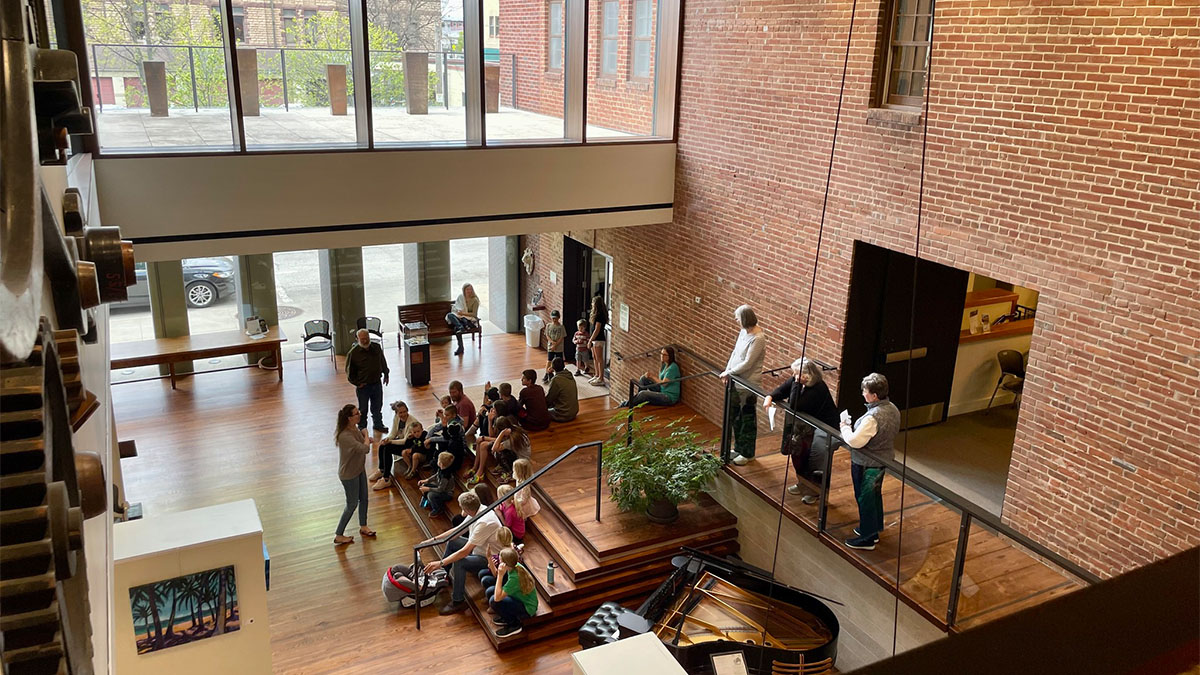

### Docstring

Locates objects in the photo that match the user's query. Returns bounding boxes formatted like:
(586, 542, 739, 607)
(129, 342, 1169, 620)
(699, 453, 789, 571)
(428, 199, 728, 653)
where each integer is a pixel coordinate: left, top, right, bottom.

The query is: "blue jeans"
(444, 536, 489, 603)
(355, 381, 385, 431)
(629, 376, 676, 407)
(851, 463, 885, 539)
(336, 472, 368, 535)
(445, 314, 477, 346)
(488, 593, 530, 626)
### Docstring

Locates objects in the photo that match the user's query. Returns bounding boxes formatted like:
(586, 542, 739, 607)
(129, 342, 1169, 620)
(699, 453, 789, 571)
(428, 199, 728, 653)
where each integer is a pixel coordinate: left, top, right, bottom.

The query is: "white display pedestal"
(572, 633, 687, 675)
(113, 499, 271, 674)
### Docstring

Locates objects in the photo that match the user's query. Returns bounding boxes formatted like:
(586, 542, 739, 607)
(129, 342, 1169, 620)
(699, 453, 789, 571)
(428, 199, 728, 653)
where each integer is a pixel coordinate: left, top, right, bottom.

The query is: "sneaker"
(800, 494, 819, 505)
(491, 616, 509, 626)
(844, 534, 878, 551)
(466, 473, 481, 487)
(495, 623, 523, 638)
(372, 477, 393, 491)
(367, 469, 384, 482)
(374, 426, 389, 434)
(574, 370, 585, 377)
(454, 346, 464, 356)
(731, 454, 753, 466)
(786, 484, 802, 496)
(618, 400, 630, 408)
(587, 377, 601, 385)
(429, 509, 445, 517)
(439, 601, 468, 615)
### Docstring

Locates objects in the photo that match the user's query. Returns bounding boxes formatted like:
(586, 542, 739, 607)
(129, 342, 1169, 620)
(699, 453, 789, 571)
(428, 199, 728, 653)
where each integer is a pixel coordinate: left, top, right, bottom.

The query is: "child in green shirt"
(488, 547, 537, 637)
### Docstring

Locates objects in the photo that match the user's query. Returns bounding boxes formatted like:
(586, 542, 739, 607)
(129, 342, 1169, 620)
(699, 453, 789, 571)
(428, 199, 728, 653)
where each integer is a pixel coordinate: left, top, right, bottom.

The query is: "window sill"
(544, 71, 563, 81)
(866, 107, 922, 128)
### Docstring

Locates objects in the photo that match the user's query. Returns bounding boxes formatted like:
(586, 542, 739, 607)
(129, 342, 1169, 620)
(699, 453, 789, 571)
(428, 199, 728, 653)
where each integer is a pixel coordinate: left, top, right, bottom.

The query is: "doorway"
(561, 236, 613, 373)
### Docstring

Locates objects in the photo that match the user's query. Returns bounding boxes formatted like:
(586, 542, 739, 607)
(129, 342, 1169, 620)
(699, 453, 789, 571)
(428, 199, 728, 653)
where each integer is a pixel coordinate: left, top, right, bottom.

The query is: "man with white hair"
(422, 490, 503, 615)
(346, 329, 390, 434)
(720, 304, 767, 465)
(840, 372, 900, 551)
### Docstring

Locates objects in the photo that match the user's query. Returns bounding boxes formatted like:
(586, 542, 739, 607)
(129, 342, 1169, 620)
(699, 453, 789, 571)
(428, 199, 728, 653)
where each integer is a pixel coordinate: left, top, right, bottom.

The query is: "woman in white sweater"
(720, 305, 767, 465)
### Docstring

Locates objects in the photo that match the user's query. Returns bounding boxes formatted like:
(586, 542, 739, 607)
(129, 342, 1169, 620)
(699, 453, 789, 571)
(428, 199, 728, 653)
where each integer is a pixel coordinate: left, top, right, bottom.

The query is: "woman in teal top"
(488, 548, 538, 637)
(620, 347, 682, 407)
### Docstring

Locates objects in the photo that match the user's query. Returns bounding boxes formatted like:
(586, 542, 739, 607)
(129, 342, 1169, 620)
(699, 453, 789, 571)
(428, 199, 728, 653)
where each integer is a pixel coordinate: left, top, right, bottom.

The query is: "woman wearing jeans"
(620, 347, 682, 408)
(334, 404, 377, 545)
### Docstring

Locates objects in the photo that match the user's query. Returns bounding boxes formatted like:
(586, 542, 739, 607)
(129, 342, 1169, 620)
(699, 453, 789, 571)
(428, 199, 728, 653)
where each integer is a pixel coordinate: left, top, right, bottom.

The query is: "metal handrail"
(715, 367, 1099, 624)
(411, 439, 603, 629)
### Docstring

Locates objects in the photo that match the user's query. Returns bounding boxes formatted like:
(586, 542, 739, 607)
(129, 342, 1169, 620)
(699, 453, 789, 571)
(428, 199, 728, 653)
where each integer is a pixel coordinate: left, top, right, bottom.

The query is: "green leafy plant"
(601, 407, 722, 514)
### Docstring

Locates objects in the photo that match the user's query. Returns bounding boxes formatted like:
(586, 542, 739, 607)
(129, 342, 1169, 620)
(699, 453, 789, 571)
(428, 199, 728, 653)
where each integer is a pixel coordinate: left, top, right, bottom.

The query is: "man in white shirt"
(422, 491, 502, 614)
(720, 304, 767, 465)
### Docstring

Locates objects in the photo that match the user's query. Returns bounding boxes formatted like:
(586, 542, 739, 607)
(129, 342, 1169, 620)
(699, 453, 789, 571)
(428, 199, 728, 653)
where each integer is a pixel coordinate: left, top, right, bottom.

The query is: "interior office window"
(601, 1, 618, 76)
(231, 7, 246, 43)
(547, 1, 563, 71)
(882, 0, 932, 107)
(630, 0, 651, 79)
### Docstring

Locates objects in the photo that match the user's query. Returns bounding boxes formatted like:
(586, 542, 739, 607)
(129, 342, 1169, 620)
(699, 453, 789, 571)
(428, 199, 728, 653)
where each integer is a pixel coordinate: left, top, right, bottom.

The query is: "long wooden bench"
(397, 301, 482, 348)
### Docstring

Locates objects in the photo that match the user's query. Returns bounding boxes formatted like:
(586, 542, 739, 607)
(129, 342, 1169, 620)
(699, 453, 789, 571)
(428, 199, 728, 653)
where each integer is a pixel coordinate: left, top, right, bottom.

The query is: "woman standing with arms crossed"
(587, 296, 609, 387)
(334, 404, 378, 545)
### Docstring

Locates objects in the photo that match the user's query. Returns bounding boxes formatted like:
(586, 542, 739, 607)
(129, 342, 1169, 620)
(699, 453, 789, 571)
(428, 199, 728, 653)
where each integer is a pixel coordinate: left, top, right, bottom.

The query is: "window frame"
(488, 15, 499, 38)
(600, 0, 619, 77)
(880, 0, 932, 108)
(629, 0, 652, 81)
(231, 6, 246, 43)
(547, 0, 564, 73)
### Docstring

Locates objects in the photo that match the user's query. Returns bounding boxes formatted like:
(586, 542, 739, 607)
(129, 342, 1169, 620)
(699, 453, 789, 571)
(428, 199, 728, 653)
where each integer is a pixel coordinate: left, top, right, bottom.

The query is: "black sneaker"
(844, 534, 878, 551)
(496, 623, 523, 638)
(438, 600, 468, 615)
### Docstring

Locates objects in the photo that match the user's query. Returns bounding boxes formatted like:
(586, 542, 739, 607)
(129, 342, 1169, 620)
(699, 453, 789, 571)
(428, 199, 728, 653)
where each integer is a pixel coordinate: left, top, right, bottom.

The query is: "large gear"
(1, 322, 94, 675)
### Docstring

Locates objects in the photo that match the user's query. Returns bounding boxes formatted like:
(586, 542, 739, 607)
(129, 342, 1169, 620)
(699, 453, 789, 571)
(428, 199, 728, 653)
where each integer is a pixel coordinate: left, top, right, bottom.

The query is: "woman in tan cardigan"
(334, 404, 377, 545)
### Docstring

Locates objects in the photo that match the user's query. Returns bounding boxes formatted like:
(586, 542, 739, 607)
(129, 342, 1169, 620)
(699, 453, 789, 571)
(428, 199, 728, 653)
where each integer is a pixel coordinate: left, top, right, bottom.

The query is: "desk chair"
(986, 349, 1025, 413)
(302, 320, 335, 372)
(356, 316, 385, 348)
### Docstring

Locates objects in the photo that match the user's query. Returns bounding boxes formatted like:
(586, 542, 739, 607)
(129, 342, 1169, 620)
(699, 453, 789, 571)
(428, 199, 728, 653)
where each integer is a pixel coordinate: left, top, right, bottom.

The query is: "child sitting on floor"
(496, 484, 526, 543)
(488, 547, 538, 637)
(418, 452, 456, 517)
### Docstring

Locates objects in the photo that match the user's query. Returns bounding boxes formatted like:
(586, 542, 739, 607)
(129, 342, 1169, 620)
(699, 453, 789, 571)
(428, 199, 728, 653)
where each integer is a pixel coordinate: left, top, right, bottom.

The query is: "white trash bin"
(524, 314, 545, 348)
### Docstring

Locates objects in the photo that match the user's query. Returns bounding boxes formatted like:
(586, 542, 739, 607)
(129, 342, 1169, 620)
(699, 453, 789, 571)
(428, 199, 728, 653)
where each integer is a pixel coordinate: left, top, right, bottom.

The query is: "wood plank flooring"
(112, 334, 598, 674)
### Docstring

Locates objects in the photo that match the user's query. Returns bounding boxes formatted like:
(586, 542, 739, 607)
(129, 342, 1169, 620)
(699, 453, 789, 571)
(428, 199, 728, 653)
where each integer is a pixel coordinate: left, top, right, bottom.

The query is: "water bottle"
(547, 562, 557, 585)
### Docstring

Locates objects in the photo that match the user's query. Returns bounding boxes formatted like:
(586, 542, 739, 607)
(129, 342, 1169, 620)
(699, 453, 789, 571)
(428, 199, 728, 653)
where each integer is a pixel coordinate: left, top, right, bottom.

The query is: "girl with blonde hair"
(488, 547, 538, 636)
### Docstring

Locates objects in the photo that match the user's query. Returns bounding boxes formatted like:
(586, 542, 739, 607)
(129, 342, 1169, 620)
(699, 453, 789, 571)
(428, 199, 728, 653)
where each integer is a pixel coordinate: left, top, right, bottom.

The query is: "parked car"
(120, 258, 237, 309)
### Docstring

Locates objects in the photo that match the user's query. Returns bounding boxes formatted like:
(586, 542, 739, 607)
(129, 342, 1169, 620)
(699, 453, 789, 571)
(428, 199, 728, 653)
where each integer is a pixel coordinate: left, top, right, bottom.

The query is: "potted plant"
(601, 407, 723, 524)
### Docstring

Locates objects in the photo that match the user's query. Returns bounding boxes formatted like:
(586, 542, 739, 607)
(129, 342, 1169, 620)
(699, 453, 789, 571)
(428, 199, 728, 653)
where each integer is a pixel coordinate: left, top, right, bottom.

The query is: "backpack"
(382, 562, 449, 609)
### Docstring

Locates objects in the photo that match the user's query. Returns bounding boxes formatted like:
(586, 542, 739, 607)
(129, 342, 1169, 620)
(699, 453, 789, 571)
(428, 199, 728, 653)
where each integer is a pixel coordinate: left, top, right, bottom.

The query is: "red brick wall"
(497, 0, 656, 134)
(522, 0, 1200, 577)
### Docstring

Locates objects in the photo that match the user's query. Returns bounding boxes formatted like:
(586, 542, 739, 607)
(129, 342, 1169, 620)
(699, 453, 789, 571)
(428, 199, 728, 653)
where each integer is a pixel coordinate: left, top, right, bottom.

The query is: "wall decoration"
(521, 247, 535, 275)
(129, 565, 240, 655)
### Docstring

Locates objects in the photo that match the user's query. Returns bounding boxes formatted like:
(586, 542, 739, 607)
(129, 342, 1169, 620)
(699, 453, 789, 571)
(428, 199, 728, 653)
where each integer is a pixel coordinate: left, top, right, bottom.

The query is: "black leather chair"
(302, 319, 334, 372)
(986, 349, 1025, 413)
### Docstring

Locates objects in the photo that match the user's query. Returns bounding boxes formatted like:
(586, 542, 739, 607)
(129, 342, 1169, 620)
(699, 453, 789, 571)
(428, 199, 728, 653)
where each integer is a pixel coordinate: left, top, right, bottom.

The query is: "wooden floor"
(113, 334, 602, 674)
(725, 440, 1085, 629)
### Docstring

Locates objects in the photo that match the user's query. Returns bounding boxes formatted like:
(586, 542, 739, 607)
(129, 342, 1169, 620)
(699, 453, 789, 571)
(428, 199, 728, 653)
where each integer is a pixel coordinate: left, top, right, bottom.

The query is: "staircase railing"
(411, 439, 604, 629)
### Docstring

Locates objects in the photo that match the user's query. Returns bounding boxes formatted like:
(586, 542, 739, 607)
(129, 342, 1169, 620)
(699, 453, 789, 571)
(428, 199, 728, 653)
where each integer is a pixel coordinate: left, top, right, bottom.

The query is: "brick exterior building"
(522, 0, 1200, 577)
(497, 0, 656, 134)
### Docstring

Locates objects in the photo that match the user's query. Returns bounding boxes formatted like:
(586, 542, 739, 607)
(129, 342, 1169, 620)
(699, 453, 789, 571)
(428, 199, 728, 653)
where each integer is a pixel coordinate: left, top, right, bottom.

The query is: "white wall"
(948, 334, 1031, 417)
(705, 474, 945, 671)
(94, 143, 676, 262)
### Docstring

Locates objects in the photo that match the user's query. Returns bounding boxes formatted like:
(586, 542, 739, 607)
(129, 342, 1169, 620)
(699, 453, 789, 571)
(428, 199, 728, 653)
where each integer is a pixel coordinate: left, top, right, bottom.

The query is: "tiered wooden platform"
(391, 397, 739, 650)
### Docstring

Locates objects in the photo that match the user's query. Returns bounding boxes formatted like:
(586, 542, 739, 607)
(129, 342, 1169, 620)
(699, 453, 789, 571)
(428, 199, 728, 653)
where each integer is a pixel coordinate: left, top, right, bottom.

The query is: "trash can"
(524, 314, 545, 348)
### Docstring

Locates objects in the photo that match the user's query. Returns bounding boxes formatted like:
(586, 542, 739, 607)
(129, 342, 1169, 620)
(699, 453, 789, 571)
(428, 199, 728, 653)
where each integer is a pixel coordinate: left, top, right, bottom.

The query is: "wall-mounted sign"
(619, 303, 630, 331)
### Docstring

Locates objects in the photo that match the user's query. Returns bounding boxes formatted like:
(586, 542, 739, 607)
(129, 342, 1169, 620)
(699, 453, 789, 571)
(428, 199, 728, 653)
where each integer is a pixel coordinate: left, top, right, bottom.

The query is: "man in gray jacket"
(839, 373, 900, 551)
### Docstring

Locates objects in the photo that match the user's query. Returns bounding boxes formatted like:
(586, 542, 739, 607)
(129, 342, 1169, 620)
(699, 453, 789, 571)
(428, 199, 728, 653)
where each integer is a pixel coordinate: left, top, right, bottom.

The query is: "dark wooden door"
(561, 236, 592, 363)
(838, 241, 968, 427)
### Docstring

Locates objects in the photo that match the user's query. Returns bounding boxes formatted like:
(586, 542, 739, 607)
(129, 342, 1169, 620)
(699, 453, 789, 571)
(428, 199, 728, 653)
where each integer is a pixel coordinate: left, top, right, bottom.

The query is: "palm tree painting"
(129, 565, 240, 655)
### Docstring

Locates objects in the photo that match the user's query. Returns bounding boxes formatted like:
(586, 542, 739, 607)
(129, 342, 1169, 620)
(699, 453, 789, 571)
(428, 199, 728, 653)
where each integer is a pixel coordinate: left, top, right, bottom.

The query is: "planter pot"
(645, 498, 679, 524)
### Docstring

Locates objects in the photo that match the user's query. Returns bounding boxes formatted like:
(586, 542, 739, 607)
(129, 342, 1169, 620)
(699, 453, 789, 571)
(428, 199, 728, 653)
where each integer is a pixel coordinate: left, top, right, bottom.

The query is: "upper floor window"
(231, 7, 246, 43)
(281, 9, 298, 46)
(882, 0, 932, 107)
(548, 0, 564, 71)
(631, 0, 651, 79)
(601, 1, 619, 76)
(489, 15, 500, 38)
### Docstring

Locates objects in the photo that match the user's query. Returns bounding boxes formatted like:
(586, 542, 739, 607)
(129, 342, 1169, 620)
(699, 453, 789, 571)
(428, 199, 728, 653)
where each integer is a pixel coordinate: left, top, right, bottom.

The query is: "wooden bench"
(397, 301, 482, 348)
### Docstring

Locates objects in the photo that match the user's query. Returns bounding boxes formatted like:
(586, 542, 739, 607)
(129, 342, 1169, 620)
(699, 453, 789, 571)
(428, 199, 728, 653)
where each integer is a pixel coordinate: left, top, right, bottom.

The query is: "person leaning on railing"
(721, 305, 767, 465)
(762, 358, 839, 503)
(620, 346, 682, 408)
(839, 373, 900, 552)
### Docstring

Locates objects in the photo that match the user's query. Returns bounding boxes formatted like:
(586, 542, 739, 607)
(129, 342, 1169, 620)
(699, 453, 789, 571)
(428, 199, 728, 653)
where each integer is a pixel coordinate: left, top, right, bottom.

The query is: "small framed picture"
(709, 651, 749, 675)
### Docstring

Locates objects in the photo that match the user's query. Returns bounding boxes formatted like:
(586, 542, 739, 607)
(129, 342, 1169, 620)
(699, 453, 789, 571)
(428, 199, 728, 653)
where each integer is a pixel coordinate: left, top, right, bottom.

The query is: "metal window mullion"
(219, 0, 247, 151)
(565, 0, 586, 142)
(466, 0, 484, 144)
(349, 0, 372, 148)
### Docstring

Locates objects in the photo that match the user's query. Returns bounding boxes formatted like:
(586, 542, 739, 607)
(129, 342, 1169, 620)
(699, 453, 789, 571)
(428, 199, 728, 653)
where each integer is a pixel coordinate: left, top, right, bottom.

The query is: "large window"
(109, 263, 157, 383)
(450, 238, 490, 326)
(488, 0, 568, 141)
(600, 1, 618, 76)
(363, 244, 409, 333)
(273, 250, 325, 362)
(367, 0, 468, 145)
(84, 0, 237, 151)
(882, 0, 932, 107)
(547, 1, 563, 72)
(232, 0, 360, 149)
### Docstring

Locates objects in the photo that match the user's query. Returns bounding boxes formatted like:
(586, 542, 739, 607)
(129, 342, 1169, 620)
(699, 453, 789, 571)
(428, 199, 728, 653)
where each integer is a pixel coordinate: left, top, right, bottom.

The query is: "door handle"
(885, 347, 928, 363)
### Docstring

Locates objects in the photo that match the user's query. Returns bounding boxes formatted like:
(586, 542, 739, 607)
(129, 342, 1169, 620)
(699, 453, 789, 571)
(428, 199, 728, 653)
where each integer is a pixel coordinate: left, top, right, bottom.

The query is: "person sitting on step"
(487, 547, 538, 637)
(423, 491, 504, 615)
(418, 452, 456, 517)
(495, 484, 526, 543)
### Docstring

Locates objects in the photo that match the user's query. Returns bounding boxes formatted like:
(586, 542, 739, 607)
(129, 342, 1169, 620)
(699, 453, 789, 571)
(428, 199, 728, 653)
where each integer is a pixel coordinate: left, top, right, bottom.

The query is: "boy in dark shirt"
(517, 369, 551, 432)
(419, 452, 457, 517)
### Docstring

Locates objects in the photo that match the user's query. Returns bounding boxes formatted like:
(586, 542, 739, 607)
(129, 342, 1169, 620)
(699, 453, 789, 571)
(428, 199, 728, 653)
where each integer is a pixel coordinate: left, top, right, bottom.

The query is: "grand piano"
(579, 550, 841, 674)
